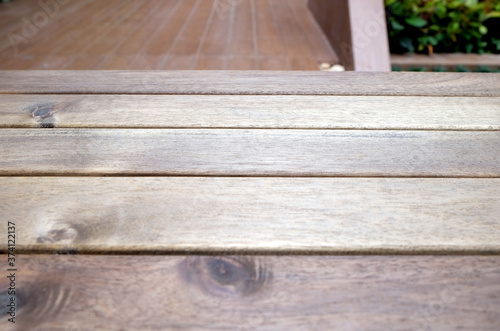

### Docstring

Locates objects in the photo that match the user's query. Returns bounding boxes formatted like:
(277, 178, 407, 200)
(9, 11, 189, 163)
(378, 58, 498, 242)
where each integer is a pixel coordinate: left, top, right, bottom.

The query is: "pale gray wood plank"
(0, 94, 499, 130)
(0, 71, 498, 96)
(391, 53, 500, 67)
(0, 129, 499, 176)
(1, 177, 499, 253)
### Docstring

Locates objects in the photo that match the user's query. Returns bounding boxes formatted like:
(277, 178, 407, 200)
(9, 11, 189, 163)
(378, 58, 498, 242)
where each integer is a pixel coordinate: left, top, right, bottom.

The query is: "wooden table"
(1, 71, 499, 330)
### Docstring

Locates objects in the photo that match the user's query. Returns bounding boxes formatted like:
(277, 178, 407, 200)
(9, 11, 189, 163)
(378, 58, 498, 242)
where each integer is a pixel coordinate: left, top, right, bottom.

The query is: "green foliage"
(386, 0, 500, 54)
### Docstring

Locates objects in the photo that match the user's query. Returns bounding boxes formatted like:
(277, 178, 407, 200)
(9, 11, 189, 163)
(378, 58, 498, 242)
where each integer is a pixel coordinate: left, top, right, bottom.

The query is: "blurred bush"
(386, 0, 500, 54)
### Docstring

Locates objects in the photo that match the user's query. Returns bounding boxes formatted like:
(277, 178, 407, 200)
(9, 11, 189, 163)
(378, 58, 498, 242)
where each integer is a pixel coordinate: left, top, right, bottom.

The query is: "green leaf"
(464, 0, 478, 9)
(478, 25, 488, 35)
(449, 1, 464, 9)
(399, 38, 414, 52)
(405, 16, 428, 28)
(427, 36, 438, 46)
(449, 21, 460, 33)
(391, 20, 405, 31)
(492, 38, 500, 51)
(466, 43, 473, 53)
(484, 11, 500, 19)
(436, 4, 447, 18)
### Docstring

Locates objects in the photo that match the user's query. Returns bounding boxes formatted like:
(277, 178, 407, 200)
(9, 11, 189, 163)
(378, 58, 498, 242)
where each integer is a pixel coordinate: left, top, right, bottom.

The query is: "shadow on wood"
(308, 0, 391, 71)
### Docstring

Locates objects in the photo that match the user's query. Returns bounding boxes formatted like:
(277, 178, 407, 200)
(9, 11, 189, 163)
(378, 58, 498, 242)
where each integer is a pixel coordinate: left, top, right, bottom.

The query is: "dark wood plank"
(1, 177, 499, 254)
(0, 71, 498, 96)
(1, 255, 499, 330)
(1, 129, 499, 177)
(1, 94, 499, 130)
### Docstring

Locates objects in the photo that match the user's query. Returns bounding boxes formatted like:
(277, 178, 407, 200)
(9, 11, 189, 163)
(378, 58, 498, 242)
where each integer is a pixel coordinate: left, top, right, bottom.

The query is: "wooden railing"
(308, 0, 391, 71)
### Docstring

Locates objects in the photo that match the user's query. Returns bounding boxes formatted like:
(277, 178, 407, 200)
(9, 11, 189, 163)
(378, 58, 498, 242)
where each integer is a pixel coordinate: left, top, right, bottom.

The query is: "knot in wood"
(180, 256, 271, 298)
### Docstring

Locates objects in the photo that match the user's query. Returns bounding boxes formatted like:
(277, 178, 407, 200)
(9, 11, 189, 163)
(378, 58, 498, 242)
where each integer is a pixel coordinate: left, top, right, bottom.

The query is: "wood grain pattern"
(1, 255, 499, 330)
(1, 129, 499, 176)
(0, 94, 499, 130)
(1, 0, 336, 71)
(0, 71, 498, 96)
(1, 177, 499, 253)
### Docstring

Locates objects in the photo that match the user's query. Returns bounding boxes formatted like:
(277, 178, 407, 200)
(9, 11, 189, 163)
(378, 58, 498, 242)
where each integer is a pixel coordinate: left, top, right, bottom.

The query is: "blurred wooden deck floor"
(0, 0, 338, 70)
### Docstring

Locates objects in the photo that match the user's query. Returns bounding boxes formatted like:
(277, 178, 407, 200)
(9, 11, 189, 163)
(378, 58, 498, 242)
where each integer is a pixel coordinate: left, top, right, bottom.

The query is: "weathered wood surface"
(1, 69, 499, 330)
(1, 129, 499, 176)
(1, 94, 499, 130)
(1, 177, 499, 254)
(1, 255, 499, 330)
(1, 71, 499, 96)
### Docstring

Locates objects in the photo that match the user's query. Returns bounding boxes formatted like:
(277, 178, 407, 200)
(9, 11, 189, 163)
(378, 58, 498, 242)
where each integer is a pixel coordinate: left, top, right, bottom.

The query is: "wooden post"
(308, 0, 391, 71)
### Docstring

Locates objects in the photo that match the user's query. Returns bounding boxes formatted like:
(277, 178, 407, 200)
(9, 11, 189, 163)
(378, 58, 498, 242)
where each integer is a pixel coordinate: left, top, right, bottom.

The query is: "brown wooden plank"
(222, 0, 258, 69)
(1, 177, 499, 254)
(0, 129, 499, 177)
(198, 0, 233, 59)
(269, 0, 317, 70)
(94, 1, 165, 70)
(1, 255, 499, 330)
(59, 1, 138, 58)
(23, 0, 122, 62)
(169, 0, 215, 58)
(0, 94, 499, 130)
(0, 0, 93, 56)
(255, 0, 286, 58)
(0, 71, 498, 96)
(146, 0, 197, 57)
(115, 0, 181, 57)
(194, 56, 226, 70)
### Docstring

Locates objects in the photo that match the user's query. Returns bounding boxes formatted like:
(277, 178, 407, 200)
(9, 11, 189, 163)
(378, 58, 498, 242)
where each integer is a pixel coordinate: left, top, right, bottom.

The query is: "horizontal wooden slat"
(391, 53, 500, 67)
(0, 71, 498, 96)
(1, 177, 499, 253)
(1, 255, 499, 330)
(1, 94, 499, 130)
(0, 129, 499, 176)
